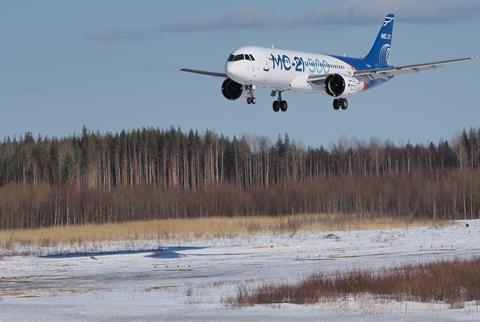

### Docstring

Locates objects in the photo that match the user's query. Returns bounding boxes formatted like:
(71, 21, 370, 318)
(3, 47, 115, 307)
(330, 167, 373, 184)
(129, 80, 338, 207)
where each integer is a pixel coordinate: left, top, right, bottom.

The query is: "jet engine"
(221, 79, 243, 101)
(324, 74, 366, 97)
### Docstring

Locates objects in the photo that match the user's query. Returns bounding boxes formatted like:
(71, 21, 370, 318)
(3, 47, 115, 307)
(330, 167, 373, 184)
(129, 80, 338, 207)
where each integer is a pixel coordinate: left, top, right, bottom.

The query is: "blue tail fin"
(364, 14, 394, 67)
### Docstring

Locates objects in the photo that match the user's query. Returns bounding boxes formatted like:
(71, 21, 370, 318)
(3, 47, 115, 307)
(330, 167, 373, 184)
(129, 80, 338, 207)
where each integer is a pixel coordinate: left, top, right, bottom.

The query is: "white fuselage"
(225, 46, 360, 95)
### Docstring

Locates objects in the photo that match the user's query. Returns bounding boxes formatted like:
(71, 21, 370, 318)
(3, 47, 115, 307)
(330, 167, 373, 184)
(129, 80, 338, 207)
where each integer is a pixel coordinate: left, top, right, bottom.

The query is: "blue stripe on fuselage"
(331, 55, 389, 70)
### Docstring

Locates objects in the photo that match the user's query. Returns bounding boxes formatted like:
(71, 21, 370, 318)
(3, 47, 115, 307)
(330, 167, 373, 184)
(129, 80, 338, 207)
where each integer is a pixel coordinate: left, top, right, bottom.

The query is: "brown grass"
(228, 258, 480, 307)
(0, 213, 446, 248)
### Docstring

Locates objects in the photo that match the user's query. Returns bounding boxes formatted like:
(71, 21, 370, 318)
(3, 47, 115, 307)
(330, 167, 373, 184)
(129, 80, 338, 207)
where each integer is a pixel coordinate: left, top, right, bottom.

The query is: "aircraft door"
(251, 63, 256, 82)
(254, 54, 271, 84)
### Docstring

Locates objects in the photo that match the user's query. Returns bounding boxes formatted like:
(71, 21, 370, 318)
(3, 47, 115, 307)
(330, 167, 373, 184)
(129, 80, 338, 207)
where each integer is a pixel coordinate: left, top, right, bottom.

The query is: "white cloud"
(86, 0, 480, 42)
(304, 0, 480, 25)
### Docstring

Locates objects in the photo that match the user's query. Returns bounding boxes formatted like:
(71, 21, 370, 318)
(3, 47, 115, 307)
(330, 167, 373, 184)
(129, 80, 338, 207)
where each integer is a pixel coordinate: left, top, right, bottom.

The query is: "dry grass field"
(0, 214, 447, 248)
(228, 258, 480, 307)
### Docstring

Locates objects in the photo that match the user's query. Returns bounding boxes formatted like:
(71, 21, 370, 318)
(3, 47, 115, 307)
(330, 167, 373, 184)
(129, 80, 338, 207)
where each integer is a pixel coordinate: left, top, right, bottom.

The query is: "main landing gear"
(272, 91, 288, 112)
(333, 98, 348, 111)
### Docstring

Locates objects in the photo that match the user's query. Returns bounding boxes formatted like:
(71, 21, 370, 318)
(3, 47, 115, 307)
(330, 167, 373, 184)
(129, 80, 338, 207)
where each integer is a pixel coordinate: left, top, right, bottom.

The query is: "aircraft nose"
(226, 62, 241, 80)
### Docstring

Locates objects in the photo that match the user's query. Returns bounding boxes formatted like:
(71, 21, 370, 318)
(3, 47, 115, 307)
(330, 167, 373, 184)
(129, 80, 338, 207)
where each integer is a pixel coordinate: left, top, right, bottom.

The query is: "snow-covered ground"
(1, 220, 480, 321)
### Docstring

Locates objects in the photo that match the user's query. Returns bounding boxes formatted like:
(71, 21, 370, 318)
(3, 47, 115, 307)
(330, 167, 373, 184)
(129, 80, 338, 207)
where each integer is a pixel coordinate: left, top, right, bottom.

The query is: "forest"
(1, 126, 480, 229)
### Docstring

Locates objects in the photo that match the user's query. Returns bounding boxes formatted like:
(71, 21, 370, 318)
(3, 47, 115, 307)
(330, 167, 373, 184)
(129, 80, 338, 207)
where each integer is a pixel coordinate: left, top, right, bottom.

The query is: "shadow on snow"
(40, 246, 205, 259)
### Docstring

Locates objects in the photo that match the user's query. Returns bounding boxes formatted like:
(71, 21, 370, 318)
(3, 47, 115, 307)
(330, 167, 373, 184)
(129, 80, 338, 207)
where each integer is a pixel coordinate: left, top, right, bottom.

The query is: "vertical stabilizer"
(364, 14, 394, 67)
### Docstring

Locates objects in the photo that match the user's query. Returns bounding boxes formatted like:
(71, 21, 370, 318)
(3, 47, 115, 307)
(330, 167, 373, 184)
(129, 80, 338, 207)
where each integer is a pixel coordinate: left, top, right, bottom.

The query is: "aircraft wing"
(353, 57, 476, 78)
(307, 57, 477, 85)
(180, 68, 228, 78)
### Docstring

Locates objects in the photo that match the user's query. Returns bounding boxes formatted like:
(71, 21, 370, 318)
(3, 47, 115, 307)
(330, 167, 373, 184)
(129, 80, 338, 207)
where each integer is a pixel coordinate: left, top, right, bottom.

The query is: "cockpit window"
(230, 54, 254, 62)
(234, 54, 245, 61)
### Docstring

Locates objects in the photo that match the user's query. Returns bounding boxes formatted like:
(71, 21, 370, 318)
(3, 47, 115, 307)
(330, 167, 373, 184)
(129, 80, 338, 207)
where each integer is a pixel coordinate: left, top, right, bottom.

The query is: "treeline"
(0, 127, 480, 230)
(1, 170, 479, 230)
(1, 126, 480, 189)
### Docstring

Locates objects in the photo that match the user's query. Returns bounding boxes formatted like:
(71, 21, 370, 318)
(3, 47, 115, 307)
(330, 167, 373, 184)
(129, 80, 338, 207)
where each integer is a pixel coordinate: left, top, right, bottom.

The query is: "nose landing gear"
(246, 85, 256, 105)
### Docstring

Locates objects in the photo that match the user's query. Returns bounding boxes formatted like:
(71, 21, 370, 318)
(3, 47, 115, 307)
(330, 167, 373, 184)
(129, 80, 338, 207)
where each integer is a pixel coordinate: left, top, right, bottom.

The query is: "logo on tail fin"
(383, 16, 395, 27)
(379, 44, 391, 66)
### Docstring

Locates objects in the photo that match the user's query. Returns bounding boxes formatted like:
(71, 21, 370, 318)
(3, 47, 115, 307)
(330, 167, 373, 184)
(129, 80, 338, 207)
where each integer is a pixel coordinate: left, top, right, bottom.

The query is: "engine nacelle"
(221, 79, 244, 101)
(324, 74, 366, 97)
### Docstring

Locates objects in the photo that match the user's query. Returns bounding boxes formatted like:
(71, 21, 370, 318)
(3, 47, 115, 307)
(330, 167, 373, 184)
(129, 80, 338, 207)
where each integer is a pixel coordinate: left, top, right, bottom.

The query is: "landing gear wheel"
(273, 91, 287, 113)
(247, 97, 252, 104)
(340, 99, 348, 110)
(333, 99, 341, 110)
(273, 100, 280, 112)
(251, 97, 256, 105)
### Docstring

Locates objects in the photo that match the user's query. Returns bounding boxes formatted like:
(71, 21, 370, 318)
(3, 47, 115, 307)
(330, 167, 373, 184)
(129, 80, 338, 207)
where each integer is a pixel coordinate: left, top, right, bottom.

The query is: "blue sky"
(1, 0, 480, 147)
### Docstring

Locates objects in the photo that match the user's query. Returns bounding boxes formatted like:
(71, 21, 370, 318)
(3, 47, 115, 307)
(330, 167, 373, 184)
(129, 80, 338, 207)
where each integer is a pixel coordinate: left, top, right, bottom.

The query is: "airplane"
(181, 14, 477, 112)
